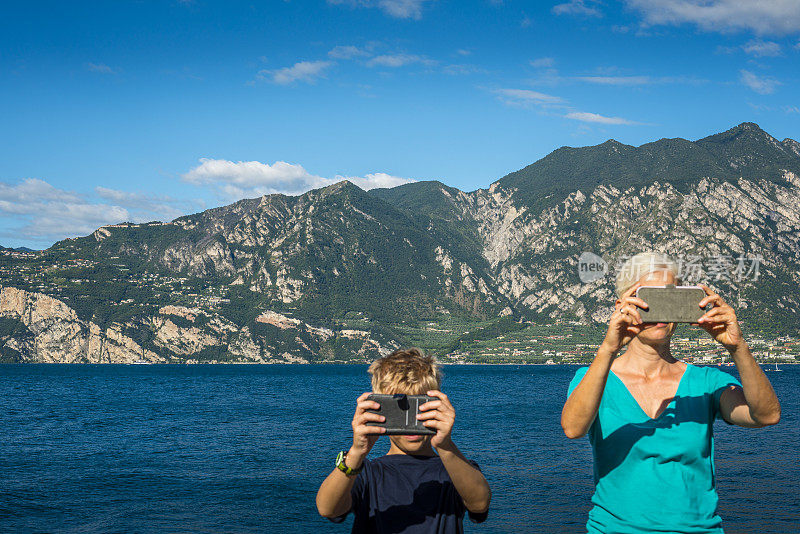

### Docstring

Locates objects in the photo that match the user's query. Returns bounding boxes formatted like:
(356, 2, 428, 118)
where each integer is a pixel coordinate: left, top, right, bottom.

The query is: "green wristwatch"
(335, 450, 363, 476)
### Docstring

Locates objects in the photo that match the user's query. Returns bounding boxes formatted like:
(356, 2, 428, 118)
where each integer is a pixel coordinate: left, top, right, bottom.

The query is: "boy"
(316, 348, 491, 533)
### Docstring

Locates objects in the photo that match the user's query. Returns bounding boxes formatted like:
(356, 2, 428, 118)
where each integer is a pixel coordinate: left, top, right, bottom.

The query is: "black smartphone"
(366, 393, 436, 435)
(635, 285, 709, 323)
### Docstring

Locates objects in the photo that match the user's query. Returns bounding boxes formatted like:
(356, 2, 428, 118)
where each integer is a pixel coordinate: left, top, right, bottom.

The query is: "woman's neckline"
(609, 362, 691, 421)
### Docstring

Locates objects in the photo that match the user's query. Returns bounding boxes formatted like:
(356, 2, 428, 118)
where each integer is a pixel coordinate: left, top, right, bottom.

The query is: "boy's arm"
(418, 391, 491, 514)
(316, 392, 385, 518)
(438, 443, 491, 514)
(316, 466, 359, 519)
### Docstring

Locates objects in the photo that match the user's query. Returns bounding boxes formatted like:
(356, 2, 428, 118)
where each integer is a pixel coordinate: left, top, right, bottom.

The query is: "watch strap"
(335, 450, 363, 476)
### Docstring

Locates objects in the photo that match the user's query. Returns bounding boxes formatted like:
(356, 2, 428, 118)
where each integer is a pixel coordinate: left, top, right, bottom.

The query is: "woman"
(562, 252, 781, 533)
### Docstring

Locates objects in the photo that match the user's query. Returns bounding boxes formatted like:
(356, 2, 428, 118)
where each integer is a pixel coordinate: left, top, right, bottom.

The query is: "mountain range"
(1, 122, 799, 363)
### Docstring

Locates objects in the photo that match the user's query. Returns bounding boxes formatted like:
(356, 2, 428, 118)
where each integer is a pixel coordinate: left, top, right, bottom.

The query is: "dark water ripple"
(0, 364, 797, 533)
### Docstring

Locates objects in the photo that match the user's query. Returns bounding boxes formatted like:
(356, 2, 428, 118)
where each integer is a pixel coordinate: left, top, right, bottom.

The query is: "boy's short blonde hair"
(368, 348, 442, 395)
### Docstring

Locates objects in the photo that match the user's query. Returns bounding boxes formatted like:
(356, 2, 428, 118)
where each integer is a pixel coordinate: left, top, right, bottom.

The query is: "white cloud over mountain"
(0, 179, 193, 246)
(0, 160, 417, 247)
(182, 158, 416, 200)
(565, 111, 640, 125)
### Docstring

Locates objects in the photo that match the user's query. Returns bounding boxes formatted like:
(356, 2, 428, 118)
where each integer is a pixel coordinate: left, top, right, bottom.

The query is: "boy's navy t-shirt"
(329, 454, 488, 533)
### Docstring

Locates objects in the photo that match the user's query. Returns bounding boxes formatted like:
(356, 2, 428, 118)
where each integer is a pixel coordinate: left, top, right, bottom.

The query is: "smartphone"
(635, 285, 709, 323)
(366, 393, 436, 435)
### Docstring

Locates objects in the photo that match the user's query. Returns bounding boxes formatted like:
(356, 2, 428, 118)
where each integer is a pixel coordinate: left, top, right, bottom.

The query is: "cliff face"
(465, 172, 800, 326)
(0, 286, 398, 364)
(0, 287, 166, 363)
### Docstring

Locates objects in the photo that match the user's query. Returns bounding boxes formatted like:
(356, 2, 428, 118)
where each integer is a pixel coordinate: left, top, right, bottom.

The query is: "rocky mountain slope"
(2, 122, 799, 363)
(375, 122, 800, 330)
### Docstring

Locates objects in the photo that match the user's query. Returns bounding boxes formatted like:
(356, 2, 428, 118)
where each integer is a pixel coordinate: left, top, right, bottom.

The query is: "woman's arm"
(697, 285, 781, 428)
(561, 282, 647, 439)
(720, 343, 781, 427)
(561, 344, 616, 439)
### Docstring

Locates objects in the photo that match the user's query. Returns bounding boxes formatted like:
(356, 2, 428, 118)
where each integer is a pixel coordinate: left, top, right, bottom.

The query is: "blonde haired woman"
(562, 252, 780, 533)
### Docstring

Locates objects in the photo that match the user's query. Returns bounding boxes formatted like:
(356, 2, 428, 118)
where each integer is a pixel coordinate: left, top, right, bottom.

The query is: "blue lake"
(0, 364, 797, 533)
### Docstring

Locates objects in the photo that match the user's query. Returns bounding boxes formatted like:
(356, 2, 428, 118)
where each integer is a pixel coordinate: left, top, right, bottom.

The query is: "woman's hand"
(348, 392, 385, 467)
(417, 390, 456, 450)
(696, 284, 745, 351)
(601, 281, 648, 354)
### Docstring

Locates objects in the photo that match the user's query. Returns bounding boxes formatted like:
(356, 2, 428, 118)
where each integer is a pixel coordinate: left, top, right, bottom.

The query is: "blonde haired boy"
(316, 348, 491, 533)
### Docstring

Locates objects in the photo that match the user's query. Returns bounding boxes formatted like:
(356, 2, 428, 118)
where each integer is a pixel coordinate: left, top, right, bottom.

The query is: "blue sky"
(1, 0, 799, 248)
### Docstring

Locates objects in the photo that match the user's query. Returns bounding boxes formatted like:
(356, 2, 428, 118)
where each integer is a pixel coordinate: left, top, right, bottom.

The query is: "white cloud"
(572, 74, 707, 86)
(742, 39, 782, 56)
(0, 178, 81, 205)
(86, 62, 116, 74)
(552, 0, 602, 17)
(256, 60, 333, 85)
(183, 159, 323, 197)
(456, 49, 472, 56)
(442, 64, 484, 75)
(0, 179, 194, 246)
(784, 105, 800, 114)
(565, 111, 640, 125)
(715, 45, 738, 54)
(493, 88, 565, 106)
(94, 187, 193, 222)
(625, 0, 800, 35)
(328, 45, 371, 59)
(492, 86, 645, 126)
(530, 57, 555, 68)
(327, 0, 431, 20)
(740, 69, 781, 94)
(335, 172, 416, 190)
(22, 203, 130, 240)
(366, 53, 434, 67)
(574, 75, 653, 85)
(378, 0, 429, 19)
(182, 158, 416, 200)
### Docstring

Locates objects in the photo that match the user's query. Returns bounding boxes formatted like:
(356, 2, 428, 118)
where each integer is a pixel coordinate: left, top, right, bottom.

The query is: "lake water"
(0, 364, 797, 533)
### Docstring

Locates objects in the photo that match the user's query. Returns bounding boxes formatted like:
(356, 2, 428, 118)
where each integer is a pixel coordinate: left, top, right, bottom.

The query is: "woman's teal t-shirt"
(567, 364, 741, 534)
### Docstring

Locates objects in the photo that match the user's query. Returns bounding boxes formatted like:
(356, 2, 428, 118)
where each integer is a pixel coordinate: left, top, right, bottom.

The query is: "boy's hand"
(348, 392, 385, 468)
(417, 390, 455, 450)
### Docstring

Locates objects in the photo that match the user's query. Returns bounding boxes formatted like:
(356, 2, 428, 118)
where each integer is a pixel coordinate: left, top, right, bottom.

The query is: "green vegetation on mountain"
(497, 122, 800, 213)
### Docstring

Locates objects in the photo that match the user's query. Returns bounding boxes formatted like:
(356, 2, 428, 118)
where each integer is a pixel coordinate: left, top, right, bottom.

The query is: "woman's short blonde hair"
(615, 252, 680, 298)
(368, 348, 442, 395)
